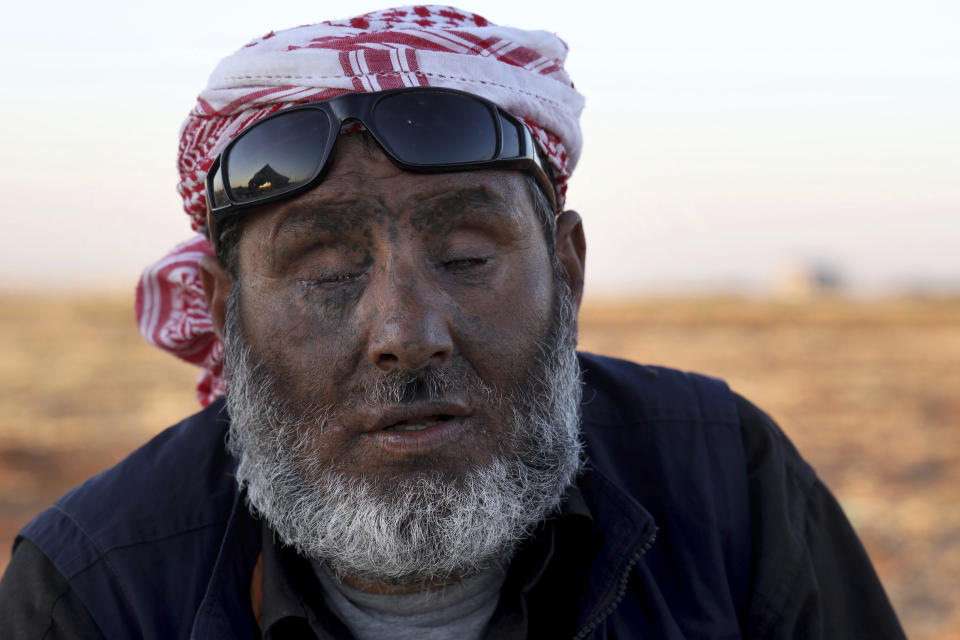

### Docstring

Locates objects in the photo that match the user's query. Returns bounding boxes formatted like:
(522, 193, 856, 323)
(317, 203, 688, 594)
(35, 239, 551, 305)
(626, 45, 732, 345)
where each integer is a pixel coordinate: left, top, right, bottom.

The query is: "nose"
(365, 268, 454, 372)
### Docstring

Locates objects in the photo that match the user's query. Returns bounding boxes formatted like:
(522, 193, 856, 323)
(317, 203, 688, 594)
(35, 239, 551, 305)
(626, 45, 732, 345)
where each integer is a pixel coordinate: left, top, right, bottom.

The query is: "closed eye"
(300, 272, 365, 289)
(442, 257, 490, 270)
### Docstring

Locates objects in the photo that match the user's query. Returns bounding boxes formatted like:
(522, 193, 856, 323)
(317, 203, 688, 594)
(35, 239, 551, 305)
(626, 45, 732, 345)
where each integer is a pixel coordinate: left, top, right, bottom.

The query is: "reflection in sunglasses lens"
(226, 110, 332, 203)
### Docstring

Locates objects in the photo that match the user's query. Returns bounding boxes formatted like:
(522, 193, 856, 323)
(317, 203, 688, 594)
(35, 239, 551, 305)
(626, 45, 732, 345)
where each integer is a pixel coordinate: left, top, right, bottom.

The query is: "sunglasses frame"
(205, 87, 556, 245)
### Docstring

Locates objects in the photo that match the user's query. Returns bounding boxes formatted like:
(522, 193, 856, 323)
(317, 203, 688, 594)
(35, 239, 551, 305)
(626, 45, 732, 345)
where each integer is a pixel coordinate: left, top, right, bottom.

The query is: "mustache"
(363, 365, 496, 407)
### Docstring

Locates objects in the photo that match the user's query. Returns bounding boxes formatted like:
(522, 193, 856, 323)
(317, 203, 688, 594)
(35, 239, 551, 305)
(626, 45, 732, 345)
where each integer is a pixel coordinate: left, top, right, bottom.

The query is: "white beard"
(223, 275, 583, 587)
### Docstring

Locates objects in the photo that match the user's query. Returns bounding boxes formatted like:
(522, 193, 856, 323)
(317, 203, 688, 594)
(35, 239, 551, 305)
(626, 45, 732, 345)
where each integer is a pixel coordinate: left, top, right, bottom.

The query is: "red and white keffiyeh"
(137, 5, 584, 406)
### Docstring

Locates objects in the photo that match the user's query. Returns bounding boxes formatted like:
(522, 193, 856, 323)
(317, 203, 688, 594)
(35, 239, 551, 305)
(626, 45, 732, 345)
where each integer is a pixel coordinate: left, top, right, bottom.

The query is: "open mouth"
(366, 404, 471, 454)
(382, 415, 454, 432)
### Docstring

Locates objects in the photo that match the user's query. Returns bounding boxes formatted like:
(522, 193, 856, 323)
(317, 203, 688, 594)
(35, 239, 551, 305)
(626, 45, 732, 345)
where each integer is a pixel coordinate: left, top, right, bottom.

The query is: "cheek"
(454, 257, 555, 384)
(241, 280, 366, 394)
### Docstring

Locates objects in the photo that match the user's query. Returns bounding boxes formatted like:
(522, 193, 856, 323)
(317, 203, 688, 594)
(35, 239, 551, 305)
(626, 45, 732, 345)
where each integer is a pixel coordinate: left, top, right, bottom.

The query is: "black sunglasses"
(205, 87, 556, 242)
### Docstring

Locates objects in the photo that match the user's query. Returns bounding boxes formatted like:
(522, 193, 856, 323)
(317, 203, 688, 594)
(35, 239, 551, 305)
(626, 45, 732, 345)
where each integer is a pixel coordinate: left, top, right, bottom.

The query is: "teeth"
(388, 423, 430, 431)
(383, 416, 450, 432)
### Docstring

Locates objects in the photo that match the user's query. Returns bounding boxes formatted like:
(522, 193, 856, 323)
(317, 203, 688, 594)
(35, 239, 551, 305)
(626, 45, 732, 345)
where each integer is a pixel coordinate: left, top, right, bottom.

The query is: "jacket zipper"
(572, 527, 657, 640)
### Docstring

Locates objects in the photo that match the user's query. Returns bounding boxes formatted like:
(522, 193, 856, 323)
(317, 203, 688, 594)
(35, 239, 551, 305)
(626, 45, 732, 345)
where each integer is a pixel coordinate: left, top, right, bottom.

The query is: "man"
(1, 6, 905, 639)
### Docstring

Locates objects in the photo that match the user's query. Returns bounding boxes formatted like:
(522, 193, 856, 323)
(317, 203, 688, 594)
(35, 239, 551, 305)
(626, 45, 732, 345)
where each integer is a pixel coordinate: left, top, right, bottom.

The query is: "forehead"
(242, 132, 539, 241)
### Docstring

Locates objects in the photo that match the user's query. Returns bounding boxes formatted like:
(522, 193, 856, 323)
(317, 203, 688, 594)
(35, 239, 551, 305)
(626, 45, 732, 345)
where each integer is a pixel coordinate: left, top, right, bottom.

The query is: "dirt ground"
(1, 293, 957, 637)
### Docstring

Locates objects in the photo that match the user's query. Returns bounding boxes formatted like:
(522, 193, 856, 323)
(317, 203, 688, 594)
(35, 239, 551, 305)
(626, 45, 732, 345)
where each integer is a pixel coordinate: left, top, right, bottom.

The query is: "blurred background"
(1, 0, 958, 636)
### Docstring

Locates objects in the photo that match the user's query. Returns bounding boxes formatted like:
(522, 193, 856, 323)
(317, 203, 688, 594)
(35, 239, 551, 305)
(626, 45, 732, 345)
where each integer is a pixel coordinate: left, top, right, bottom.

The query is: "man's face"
(231, 134, 562, 481)
(216, 133, 585, 587)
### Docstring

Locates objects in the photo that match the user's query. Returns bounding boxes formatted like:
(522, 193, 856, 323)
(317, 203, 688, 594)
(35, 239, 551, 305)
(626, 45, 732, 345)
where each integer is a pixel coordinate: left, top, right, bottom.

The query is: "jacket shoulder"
(16, 400, 251, 638)
(575, 353, 754, 628)
(575, 351, 747, 510)
(20, 399, 237, 577)
(577, 351, 739, 426)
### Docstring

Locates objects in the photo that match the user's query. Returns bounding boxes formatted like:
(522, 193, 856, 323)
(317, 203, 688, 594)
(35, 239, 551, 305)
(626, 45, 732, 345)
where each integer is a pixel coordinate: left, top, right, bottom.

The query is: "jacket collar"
(190, 488, 262, 640)
(572, 468, 658, 637)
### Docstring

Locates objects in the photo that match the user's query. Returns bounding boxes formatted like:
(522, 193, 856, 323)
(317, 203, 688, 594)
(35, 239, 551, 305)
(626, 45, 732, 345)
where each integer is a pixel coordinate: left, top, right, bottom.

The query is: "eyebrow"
(269, 197, 382, 245)
(270, 184, 515, 241)
(409, 185, 516, 228)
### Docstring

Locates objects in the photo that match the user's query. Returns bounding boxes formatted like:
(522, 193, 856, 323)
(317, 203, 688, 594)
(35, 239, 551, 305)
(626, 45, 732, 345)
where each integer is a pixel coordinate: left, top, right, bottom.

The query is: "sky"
(1, 0, 957, 297)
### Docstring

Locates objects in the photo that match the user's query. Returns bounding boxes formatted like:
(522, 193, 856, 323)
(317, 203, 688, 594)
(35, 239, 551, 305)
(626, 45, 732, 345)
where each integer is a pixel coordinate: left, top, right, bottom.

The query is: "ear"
(555, 210, 586, 308)
(198, 253, 233, 342)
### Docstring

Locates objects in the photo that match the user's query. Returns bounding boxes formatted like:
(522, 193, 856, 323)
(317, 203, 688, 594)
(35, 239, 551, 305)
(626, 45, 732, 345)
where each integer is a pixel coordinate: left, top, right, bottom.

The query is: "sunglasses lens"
(210, 163, 228, 209)
(225, 110, 332, 204)
(498, 112, 521, 158)
(373, 92, 498, 165)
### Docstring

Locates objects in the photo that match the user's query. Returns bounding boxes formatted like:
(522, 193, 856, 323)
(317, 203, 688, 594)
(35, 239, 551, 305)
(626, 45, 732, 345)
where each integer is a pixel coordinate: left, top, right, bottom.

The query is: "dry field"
(1, 293, 957, 638)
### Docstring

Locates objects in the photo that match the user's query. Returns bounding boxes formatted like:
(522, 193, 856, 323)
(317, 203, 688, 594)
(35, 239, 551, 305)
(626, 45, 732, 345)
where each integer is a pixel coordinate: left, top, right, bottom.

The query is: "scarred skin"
(198, 133, 586, 592)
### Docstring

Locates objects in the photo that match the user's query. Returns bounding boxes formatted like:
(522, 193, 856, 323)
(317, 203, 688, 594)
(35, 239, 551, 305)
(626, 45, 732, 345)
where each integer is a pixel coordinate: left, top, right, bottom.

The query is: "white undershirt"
(311, 561, 505, 640)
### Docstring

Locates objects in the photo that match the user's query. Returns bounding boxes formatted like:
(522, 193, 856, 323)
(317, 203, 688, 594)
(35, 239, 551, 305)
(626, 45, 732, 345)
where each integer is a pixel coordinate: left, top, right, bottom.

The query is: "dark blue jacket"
(9, 354, 905, 638)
